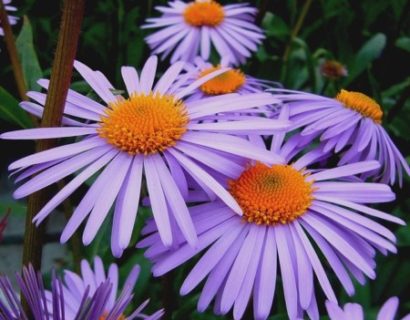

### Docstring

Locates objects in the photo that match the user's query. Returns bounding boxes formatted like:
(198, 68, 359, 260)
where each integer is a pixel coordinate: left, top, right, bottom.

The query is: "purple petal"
(82, 153, 132, 245)
(8, 136, 105, 170)
(144, 156, 173, 246)
(1, 127, 96, 140)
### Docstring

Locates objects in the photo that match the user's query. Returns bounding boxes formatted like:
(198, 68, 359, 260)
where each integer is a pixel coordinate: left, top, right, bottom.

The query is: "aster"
(0, 56, 289, 256)
(183, 57, 279, 117)
(59, 257, 163, 320)
(142, 0, 264, 65)
(272, 88, 410, 186)
(326, 297, 410, 320)
(0, 0, 18, 37)
(0, 264, 132, 320)
(138, 106, 404, 320)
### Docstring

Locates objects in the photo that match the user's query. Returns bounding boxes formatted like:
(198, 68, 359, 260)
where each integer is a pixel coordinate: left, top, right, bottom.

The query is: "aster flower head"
(143, 0, 264, 65)
(0, 56, 290, 257)
(138, 106, 404, 320)
(0, 0, 18, 36)
(272, 88, 410, 186)
(0, 264, 137, 320)
(326, 297, 410, 320)
(60, 257, 163, 320)
(183, 57, 280, 116)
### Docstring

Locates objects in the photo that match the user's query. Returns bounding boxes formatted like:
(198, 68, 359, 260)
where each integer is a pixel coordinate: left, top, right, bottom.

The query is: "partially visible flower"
(0, 264, 131, 320)
(326, 297, 410, 320)
(142, 0, 264, 65)
(0, 56, 289, 257)
(0, 0, 18, 36)
(272, 88, 410, 186)
(0, 210, 10, 242)
(59, 257, 163, 320)
(320, 59, 348, 80)
(138, 106, 404, 320)
(183, 57, 280, 116)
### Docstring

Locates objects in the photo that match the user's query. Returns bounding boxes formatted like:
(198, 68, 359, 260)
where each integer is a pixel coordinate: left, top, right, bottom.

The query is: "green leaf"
(16, 16, 43, 91)
(0, 86, 32, 128)
(345, 33, 386, 86)
(395, 37, 410, 53)
(262, 12, 290, 40)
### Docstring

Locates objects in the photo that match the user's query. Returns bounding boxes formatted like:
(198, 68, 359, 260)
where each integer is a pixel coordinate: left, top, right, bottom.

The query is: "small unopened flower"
(0, 56, 289, 256)
(143, 0, 264, 65)
(326, 297, 410, 320)
(320, 59, 348, 80)
(272, 88, 410, 186)
(138, 106, 404, 320)
(0, 0, 18, 36)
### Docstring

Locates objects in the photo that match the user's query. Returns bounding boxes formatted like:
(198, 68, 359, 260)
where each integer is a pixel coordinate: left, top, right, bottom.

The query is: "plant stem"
(283, 0, 313, 63)
(161, 271, 176, 320)
(22, 0, 85, 271)
(0, 0, 27, 101)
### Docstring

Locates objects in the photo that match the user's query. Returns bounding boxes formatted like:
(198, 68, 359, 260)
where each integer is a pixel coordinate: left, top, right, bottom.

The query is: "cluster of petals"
(326, 297, 410, 320)
(0, 0, 18, 36)
(142, 0, 264, 65)
(0, 260, 162, 320)
(272, 88, 410, 186)
(1, 1, 409, 319)
(0, 56, 289, 257)
(138, 107, 405, 320)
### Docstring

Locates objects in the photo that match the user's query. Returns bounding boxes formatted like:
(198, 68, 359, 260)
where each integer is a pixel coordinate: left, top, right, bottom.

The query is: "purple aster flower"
(182, 57, 280, 117)
(326, 297, 410, 320)
(272, 88, 410, 186)
(0, 264, 133, 320)
(58, 257, 163, 320)
(0, 0, 18, 36)
(142, 0, 264, 65)
(0, 56, 289, 257)
(138, 106, 404, 320)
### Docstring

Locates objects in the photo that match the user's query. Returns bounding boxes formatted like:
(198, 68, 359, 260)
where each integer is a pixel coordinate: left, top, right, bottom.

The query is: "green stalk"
(0, 0, 27, 101)
(22, 0, 85, 272)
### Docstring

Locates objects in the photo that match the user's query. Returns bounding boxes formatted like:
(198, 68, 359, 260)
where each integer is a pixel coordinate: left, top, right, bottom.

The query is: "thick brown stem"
(22, 0, 85, 270)
(0, 0, 27, 101)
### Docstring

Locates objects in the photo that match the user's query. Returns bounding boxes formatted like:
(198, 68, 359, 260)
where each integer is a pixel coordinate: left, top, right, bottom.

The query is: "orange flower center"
(336, 89, 383, 124)
(99, 313, 126, 320)
(183, 0, 225, 27)
(199, 66, 246, 95)
(229, 163, 313, 225)
(98, 93, 188, 155)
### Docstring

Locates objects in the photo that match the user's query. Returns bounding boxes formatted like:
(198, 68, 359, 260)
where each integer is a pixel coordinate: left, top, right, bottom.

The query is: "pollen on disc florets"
(199, 66, 246, 95)
(336, 89, 383, 124)
(183, 0, 225, 27)
(99, 313, 126, 320)
(229, 163, 314, 225)
(98, 93, 189, 155)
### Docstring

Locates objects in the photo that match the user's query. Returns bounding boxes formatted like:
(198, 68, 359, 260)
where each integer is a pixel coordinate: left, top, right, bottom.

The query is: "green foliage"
(16, 16, 43, 91)
(0, 86, 32, 128)
(344, 33, 386, 86)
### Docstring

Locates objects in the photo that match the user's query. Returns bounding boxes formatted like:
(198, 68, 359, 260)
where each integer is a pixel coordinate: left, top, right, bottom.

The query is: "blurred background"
(1, 0, 409, 318)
